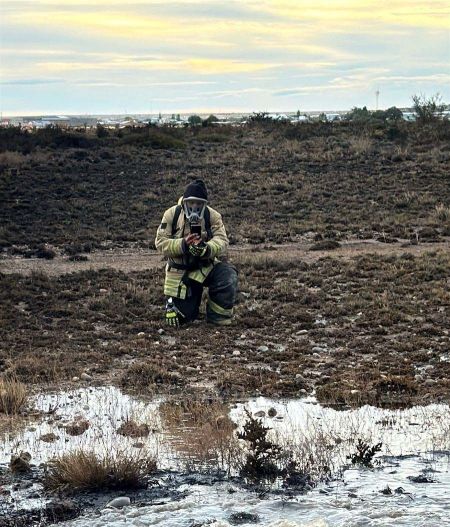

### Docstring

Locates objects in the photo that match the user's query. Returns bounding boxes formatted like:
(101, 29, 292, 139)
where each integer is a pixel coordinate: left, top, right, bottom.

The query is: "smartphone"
(190, 223, 201, 236)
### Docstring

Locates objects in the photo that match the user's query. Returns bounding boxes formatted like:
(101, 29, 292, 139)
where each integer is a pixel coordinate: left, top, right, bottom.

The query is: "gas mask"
(183, 198, 207, 231)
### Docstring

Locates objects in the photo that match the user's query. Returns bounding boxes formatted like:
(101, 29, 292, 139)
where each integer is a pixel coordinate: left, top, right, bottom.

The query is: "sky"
(1, 0, 449, 116)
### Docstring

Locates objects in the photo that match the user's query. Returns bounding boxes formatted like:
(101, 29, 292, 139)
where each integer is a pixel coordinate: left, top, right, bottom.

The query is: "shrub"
(0, 377, 27, 415)
(347, 439, 382, 468)
(188, 115, 202, 126)
(432, 203, 450, 223)
(44, 449, 157, 492)
(412, 93, 446, 124)
(237, 410, 283, 481)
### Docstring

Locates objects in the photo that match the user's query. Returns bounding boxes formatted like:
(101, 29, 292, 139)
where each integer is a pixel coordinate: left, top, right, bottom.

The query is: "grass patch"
(0, 377, 27, 415)
(44, 449, 157, 492)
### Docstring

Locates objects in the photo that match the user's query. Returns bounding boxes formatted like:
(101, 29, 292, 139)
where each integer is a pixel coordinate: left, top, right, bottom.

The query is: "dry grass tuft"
(349, 135, 372, 155)
(44, 449, 157, 492)
(433, 203, 450, 223)
(0, 377, 27, 415)
(160, 398, 239, 471)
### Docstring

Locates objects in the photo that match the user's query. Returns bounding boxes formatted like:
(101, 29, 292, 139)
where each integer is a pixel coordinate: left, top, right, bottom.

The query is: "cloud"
(0, 78, 64, 85)
(1, 0, 449, 114)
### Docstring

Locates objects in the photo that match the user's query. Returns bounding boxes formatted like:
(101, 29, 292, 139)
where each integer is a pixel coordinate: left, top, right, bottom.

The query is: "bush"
(96, 124, 109, 138)
(0, 377, 27, 415)
(0, 126, 97, 153)
(188, 115, 202, 126)
(119, 129, 185, 149)
(44, 449, 157, 492)
(412, 93, 446, 124)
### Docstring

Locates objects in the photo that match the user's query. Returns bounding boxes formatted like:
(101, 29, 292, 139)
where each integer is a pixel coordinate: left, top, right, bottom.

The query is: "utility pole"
(375, 90, 380, 111)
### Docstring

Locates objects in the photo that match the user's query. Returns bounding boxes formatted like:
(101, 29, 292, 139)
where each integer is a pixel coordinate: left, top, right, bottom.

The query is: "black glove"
(165, 298, 184, 327)
(188, 241, 209, 258)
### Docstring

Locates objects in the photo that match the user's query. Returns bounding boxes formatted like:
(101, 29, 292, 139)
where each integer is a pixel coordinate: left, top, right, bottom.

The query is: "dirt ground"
(1, 122, 449, 409)
(1, 240, 448, 409)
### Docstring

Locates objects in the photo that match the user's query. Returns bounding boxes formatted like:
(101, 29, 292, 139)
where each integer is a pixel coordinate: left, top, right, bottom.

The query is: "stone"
(65, 419, 90, 436)
(9, 452, 31, 473)
(232, 350, 241, 356)
(158, 328, 165, 335)
(137, 332, 145, 338)
(80, 372, 93, 381)
(257, 345, 269, 352)
(106, 496, 131, 509)
(45, 499, 79, 522)
(267, 407, 277, 417)
(40, 432, 59, 443)
(254, 410, 265, 418)
(117, 420, 150, 438)
(228, 512, 260, 525)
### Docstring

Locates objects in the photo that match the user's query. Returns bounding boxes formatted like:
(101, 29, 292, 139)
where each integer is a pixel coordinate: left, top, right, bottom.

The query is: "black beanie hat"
(183, 179, 208, 201)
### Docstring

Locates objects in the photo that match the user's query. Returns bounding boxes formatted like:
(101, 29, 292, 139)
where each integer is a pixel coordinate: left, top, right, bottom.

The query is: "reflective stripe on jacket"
(155, 198, 229, 299)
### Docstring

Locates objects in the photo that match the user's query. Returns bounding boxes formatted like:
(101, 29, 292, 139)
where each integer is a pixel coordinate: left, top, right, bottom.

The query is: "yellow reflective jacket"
(155, 198, 229, 299)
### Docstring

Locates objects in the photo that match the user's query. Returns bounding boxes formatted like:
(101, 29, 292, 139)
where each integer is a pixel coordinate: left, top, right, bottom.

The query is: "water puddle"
(1, 386, 449, 526)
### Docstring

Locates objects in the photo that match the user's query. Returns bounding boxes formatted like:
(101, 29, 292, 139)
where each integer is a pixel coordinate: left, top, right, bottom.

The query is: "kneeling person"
(155, 179, 238, 327)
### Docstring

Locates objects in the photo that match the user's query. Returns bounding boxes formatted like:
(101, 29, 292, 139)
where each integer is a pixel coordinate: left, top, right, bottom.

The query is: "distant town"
(2, 106, 450, 131)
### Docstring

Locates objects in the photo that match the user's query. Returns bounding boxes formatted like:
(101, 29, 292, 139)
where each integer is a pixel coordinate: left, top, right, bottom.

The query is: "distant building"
(402, 112, 416, 122)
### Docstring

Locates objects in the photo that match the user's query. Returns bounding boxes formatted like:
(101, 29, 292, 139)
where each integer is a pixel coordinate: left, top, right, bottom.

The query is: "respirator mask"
(183, 198, 207, 229)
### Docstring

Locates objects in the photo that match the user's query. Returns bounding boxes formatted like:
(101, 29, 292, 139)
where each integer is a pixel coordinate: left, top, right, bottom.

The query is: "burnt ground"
(1, 121, 450, 254)
(0, 121, 449, 409)
(1, 244, 448, 409)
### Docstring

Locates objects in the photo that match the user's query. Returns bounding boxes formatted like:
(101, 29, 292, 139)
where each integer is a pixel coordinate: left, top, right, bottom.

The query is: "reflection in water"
(0, 386, 449, 526)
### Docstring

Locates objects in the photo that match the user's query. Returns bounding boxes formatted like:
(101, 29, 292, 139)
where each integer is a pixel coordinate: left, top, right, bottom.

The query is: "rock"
(407, 474, 435, 483)
(99, 288, 108, 294)
(45, 499, 79, 522)
(80, 372, 92, 381)
(40, 432, 59, 443)
(254, 410, 265, 418)
(117, 420, 150, 438)
(158, 328, 165, 335)
(72, 376, 80, 382)
(9, 452, 31, 473)
(228, 512, 260, 525)
(232, 350, 241, 356)
(137, 332, 145, 338)
(65, 419, 90, 436)
(106, 496, 131, 509)
(267, 407, 277, 418)
(257, 345, 269, 352)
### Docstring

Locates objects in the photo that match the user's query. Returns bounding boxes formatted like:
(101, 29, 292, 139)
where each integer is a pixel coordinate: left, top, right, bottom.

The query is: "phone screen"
(190, 224, 201, 236)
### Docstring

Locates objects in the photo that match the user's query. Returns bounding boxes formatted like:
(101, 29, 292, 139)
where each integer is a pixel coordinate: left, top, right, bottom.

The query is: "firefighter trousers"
(172, 262, 238, 325)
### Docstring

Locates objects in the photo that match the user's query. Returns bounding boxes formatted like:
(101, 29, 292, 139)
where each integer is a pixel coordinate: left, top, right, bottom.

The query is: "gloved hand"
(188, 241, 208, 257)
(182, 233, 200, 254)
(165, 298, 184, 327)
(166, 310, 180, 326)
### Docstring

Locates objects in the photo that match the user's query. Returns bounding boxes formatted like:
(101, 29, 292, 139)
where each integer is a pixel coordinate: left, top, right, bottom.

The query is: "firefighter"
(155, 179, 238, 327)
